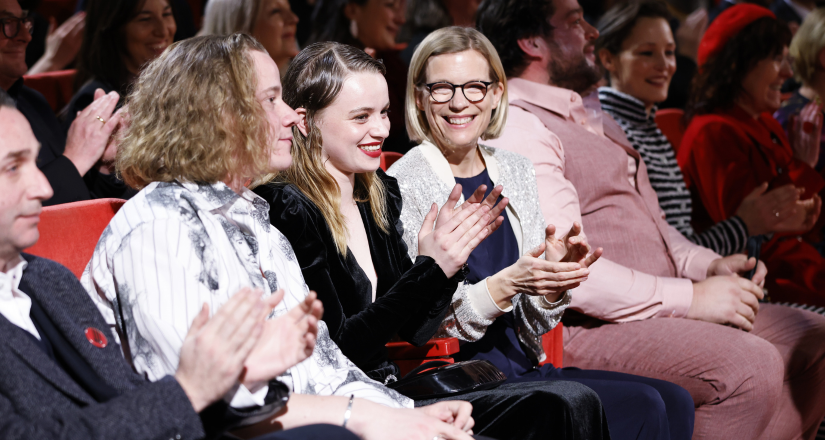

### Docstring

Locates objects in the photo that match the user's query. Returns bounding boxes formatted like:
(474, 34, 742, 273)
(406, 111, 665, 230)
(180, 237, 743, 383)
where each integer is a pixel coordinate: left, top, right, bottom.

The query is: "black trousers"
(252, 424, 359, 440)
(416, 380, 611, 440)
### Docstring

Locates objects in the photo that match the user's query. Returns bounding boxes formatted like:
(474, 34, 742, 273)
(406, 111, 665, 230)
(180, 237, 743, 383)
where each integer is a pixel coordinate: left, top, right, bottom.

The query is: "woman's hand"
(788, 101, 823, 168)
(417, 184, 508, 278)
(543, 222, 603, 267)
(349, 401, 475, 440)
(241, 290, 323, 391)
(735, 183, 802, 235)
(27, 12, 86, 75)
(63, 89, 121, 176)
(416, 401, 474, 433)
(774, 193, 822, 234)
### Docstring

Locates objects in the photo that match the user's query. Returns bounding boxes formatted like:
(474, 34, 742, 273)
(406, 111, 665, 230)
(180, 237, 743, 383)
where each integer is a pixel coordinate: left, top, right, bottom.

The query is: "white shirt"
(82, 181, 411, 409)
(0, 256, 41, 340)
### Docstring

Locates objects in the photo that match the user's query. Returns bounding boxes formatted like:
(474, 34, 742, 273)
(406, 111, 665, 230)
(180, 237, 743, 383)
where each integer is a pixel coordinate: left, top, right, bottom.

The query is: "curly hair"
(117, 33, 272, 189)
(686, 17, 790, 121)
(790, 7, 825, 85)
(272, 42, 389, 256)
(476, 0, 555, 78)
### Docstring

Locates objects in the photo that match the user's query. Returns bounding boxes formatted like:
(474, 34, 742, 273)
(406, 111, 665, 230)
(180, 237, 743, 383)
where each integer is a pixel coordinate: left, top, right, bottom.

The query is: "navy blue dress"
(455, 170, 695, 440)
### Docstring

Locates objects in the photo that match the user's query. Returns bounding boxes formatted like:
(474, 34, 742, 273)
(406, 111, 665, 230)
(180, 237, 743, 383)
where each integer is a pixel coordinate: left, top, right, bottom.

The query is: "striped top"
(598, 87, 748, 256)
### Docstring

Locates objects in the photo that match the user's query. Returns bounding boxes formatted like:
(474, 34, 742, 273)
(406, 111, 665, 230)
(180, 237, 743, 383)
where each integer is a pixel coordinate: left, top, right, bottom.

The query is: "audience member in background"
(0, 87, 359, 440)
(477, 0, 825, 438)
(200, 0, 299, 78)
(391, 26, 696, 440)
(776, 7, 825, 172)
(398, 0, 481, 64)
(680, 4, 825, 306)
(256, 40, 613, 440)
(1, 0, 124, 206)
(596, 0, 800, 257)
(65, 0, 176, 128)
(17, 0, 85, 75)
(309, 0, 413, 153)
(75, 0, 197, 41)
(83, 33, 477, 440)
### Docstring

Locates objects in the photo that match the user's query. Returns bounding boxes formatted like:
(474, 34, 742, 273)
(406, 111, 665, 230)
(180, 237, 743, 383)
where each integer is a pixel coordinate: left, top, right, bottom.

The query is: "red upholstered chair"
(654, 108, 686, 154)
(379, 151, 403, 171)
(25, 198, 125, 279)
(23, 69, 77, 113)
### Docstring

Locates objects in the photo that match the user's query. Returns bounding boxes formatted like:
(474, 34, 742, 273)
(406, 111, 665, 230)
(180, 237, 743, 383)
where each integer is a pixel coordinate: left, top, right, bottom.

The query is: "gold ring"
(96, 116, 106, 124)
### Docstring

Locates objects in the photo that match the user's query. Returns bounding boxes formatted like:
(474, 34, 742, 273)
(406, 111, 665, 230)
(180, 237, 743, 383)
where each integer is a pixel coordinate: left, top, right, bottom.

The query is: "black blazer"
(0, 255, 282, 440)
(256, 171, 458, 373)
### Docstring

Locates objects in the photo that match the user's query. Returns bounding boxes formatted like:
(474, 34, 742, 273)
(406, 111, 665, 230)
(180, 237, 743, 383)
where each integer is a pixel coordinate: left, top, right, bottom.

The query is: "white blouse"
(82, 181, 411, 409)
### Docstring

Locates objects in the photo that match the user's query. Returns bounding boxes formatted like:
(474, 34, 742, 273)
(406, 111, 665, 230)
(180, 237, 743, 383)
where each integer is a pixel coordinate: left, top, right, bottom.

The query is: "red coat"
(679, 105, 825, 305)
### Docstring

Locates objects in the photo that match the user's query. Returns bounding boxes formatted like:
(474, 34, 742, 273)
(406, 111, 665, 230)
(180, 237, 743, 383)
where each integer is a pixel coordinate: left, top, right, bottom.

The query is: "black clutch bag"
(386, 360, 507, 399)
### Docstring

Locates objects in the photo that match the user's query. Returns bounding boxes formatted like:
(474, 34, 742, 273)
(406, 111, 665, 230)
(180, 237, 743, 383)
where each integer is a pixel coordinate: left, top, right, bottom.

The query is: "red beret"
(697, 4, 776, 67)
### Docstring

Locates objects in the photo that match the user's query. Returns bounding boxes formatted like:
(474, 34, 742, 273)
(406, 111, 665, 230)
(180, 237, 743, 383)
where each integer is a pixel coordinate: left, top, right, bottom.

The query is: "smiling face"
(417, 50, 503, 153)
(122, 0, 176, 75)
(739, 46, 793, 114)
(346, 0, 406, 51)
(252, 0, 299, 67)
(546, 0, 601, 94)
(600, 17, 676, 109)
(306, 71, 390, 179)
(0, 0, 31, 90)
(251, 50, 300, 172)
(0, 107, 53, 261)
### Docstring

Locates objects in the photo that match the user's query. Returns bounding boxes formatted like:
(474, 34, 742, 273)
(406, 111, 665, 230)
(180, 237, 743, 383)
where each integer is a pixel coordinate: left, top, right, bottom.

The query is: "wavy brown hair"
(117, 34, 272, 189)
(271, 41, 389, 256)
(685, 17, 790, 121)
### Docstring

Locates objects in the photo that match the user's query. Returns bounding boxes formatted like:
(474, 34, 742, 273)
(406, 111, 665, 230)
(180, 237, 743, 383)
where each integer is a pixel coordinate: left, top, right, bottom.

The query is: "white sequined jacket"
(387, 141, 570, 363)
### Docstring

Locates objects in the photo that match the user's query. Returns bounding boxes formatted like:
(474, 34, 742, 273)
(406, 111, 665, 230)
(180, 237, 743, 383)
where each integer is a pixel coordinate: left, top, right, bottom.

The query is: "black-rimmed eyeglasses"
(425, 81, 494, 104)
(1, 15, 34, 39)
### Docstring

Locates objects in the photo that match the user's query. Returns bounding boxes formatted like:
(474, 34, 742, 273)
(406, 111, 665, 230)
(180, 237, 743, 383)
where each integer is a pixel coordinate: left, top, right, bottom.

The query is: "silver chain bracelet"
(342, 394, 355, 428)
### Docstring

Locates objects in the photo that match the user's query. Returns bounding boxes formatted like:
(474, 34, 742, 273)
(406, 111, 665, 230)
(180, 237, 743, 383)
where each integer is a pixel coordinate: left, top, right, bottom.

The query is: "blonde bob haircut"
(199, 0, 260, 36)
(406, 26, 509, 144)
(790, 8, 825, 85)
(118, 34, 272, 189)
(269, 42, 389, 256)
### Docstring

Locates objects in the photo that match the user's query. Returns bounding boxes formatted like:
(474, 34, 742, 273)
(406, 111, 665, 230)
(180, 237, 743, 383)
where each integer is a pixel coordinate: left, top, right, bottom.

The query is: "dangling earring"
(349, 19, 358, 39)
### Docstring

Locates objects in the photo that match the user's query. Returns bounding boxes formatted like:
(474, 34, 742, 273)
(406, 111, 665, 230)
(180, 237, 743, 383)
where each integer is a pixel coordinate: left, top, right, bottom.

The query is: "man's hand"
(27, 12, 85, 74)
(707, 254, 767, 286)
(543, 222, 603, 267)
(241, 290, 323, 391)
(63, 89, 121, 176)
(175, 288, 265, 413)
(688, 275, 763, 331)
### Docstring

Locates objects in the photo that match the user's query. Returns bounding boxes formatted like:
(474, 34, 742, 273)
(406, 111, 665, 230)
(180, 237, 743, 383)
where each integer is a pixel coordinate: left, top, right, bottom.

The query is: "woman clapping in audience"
(83, 33, 476, 440)
(389, 26, 696, 440)
(680, 4, 825, 306)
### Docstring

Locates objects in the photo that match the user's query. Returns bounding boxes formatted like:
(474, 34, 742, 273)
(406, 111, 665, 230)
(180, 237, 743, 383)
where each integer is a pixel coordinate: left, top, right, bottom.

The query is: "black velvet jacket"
(255, 171, 458, 374)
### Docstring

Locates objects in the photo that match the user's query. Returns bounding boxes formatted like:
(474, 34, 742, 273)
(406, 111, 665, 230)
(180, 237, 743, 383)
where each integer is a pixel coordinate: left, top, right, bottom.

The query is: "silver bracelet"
(342, 394, 355, 428)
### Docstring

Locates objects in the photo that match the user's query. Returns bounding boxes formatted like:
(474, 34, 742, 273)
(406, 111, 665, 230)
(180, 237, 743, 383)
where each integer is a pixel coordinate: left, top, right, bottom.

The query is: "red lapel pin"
(85, 327, 108, 348)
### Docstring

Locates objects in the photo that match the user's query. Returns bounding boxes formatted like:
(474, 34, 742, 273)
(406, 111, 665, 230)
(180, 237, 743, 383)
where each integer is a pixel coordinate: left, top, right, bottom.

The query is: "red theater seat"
(380, 151, 403, 171)
(25, 198, 125, 279)
(23, 69, 77, 113)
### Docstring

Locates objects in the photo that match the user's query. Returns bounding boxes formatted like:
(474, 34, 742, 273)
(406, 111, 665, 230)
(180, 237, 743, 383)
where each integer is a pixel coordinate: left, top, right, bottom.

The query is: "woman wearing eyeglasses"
(388, 26, 697, 440)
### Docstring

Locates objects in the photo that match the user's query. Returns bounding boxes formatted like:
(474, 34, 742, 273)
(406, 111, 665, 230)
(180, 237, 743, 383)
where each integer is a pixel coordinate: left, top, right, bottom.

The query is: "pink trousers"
(563, 304, 825, 440)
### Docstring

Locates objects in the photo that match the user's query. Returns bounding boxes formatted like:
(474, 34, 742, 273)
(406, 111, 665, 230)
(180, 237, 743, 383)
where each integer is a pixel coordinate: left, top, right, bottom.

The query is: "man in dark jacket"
(0, 89, 355, 440)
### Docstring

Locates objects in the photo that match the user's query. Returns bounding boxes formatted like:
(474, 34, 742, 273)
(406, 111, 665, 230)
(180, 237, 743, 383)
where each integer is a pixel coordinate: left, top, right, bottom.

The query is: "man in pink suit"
(478, 0, 825, 438)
